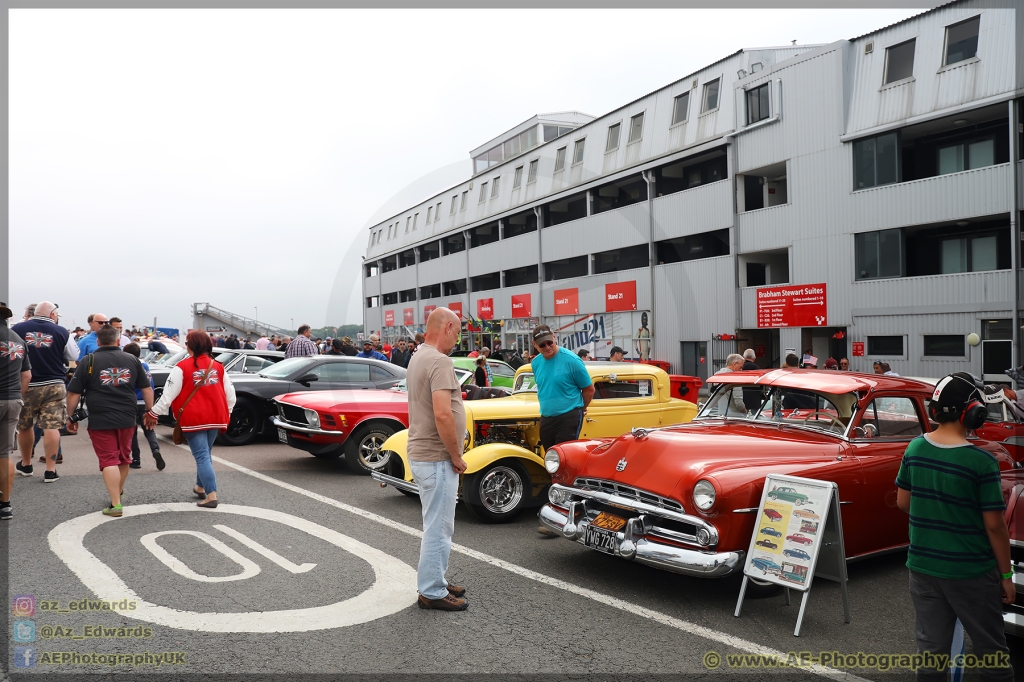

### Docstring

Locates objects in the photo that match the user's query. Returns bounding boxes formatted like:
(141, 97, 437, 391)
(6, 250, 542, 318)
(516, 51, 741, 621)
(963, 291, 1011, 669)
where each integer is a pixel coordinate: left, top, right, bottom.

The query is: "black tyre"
(464, 459, 532, 523)
(219, 398, 259, 446)
(310, 447, 342, 459)
(344, 423, 397, 475)
(386, 455, 418, 497)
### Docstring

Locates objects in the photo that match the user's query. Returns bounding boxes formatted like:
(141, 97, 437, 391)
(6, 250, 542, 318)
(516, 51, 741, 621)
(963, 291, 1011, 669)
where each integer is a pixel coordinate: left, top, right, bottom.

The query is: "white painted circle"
(48, 503, 418, 632)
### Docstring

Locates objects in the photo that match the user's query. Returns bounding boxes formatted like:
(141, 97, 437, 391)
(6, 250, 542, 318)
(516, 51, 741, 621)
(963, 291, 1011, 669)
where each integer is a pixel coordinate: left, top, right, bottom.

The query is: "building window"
(399, 288, 417, 303)
(425, 206, 433, 224)
(398, 249, 415, 268)
(503, 209, 537, 239)
(470, 271, 501, 292)
(554, 147, 567, 172)
(527, 159, 538, 184)
(382, 292, 398, 305)
(442, 279, 466, 296)
(884, 39, 916, 84)
(442, 231, 465, 255)
(504, 264, 538, 288)
(479, 182, 488, 203)
(628, 113, 644, 144)
(513, 166, 523, 189)
(855, 228, 904, 280)
(593, 244, 649, 274)
(500, 126, 539, 162)
(923, 335, 965, 357)
(867, 336, 904, 356)
(937, 138, 995, 175)
(592, 174, 648, 214)
(702, 79, 720, 113)
(543, 125, 575, 142)
(405, 217, 411, 233)
(671, 92, 689, 125)
(654, 152, 727, 195)
(853, 132, 898, 189)
(605, 123, 621, 153)
(746, 83, 770, 125)
(412, 213, 419, 230)
(460, 191, 468, 210)
(544, 255, 588, 281)
(940, 233, 998, 273)
(572, 138, 586, 165)
(450, 196, 458, 215)
(419, 240, 440, 262)
(419, 284, 440, 300)
(944, 16, 980, 66)
(366, 296, 379, 308)
(544, 192, 587, 227)
(469, 222, 499, 248)
(656, 229, 730, 264)
(435, 203, 442, 221)
(491, 177, 500, 198)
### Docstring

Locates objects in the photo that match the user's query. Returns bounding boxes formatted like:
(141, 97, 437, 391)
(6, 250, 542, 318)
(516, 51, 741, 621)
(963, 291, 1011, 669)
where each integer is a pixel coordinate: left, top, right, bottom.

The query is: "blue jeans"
(184, 429, 219, 494)
(410, 459, 459, 600)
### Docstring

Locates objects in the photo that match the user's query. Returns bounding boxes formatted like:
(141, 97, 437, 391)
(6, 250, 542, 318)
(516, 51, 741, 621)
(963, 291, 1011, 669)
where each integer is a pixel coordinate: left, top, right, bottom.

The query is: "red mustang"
(273, 368, 508, 474)
(539, 370, 1021, 579)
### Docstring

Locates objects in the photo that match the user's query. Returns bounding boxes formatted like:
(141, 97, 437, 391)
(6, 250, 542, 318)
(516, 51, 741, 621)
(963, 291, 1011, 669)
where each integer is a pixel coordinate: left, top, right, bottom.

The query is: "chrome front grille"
(573, 478, 684, 514)
(277, 403, 307, 426)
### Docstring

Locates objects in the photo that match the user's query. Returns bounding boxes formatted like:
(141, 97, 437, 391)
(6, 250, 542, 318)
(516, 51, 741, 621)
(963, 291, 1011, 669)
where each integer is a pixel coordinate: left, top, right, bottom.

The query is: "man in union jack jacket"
(66, 325, 153, 517)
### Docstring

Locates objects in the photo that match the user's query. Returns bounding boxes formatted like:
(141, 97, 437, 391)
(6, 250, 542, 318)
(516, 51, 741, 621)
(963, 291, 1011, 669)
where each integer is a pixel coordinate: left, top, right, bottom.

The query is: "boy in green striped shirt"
(895, 372, 1014, 681)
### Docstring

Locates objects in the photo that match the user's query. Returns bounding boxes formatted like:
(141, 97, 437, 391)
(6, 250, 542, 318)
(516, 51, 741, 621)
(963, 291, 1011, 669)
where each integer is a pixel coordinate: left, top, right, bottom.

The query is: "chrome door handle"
(585, 417, 595, 422)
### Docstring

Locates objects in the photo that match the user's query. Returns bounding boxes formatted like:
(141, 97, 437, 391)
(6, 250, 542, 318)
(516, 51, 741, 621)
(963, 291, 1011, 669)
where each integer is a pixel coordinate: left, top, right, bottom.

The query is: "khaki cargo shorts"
(17, 384, 67, 432)
(0, 399, 23, 457)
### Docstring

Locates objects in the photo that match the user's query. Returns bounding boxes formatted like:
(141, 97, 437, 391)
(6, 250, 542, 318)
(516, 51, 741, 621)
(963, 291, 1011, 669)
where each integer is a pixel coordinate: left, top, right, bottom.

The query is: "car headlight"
(304, 409, 320, 428)
(544, 449, 561, 473)
(548, 486, 570, 506)
(693, 479, 716, 511)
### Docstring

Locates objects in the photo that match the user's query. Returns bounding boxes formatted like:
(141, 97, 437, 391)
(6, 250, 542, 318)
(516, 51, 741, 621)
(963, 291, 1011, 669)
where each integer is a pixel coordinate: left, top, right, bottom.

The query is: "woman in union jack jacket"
(145, 330, 235, 508)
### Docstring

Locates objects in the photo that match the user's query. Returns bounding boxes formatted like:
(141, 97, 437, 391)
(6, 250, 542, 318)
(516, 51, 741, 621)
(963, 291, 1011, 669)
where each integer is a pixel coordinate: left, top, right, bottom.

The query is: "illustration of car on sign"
(767, 486, 810, 505)
(538, 370, 1019, 579)
(755, 539, 778, 550)
(783, 548, 811, 561)
(786, 533, 813, 545)
(799, 521, 819, 535)
(371, 362, 699, 522)
(751, 557, 782, 575)
(759, 526, 782, 537)
(792, 509, 819, 521)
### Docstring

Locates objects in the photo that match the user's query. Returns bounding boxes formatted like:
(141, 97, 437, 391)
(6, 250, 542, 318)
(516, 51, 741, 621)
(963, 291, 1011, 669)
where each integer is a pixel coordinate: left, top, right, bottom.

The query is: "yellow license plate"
(591, 512, 626, 532)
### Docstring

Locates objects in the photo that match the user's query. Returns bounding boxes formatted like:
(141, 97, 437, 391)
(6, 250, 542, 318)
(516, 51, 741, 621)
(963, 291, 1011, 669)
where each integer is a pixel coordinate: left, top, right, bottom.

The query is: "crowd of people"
(0, 301, 235, 520)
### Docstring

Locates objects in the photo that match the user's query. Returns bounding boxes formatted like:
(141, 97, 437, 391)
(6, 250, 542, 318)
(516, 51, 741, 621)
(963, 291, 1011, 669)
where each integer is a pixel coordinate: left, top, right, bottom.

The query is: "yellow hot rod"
(369, 362, 697, 522)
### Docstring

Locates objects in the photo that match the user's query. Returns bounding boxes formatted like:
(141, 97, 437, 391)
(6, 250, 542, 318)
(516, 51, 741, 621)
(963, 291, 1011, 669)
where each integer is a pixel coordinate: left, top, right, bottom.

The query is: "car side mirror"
(297, 373, 318, 385)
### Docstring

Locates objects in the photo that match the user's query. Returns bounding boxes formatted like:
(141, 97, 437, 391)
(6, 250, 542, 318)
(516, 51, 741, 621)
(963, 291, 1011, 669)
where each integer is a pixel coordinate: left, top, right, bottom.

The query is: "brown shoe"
(446, 582, 466, 598)
(38, 455, 46, 463)
(197, 499, 219, 508)
(417, 594, 468, 611)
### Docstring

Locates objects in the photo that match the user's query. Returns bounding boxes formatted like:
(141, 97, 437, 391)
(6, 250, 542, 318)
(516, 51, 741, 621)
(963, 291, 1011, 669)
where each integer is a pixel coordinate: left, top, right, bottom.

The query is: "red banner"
(553, 288, 578, 315)
(423, 305, 436, 323)
(852, 341, 865, 357)
(449, 302, 462, 319)
(756, 283, 828, 328)
(384, 310, 395, 327)
(605, 281, 637, 312)
(403, 308, 414, 325)
(477, 298, 494, 320)
(511, 294, 531, 318)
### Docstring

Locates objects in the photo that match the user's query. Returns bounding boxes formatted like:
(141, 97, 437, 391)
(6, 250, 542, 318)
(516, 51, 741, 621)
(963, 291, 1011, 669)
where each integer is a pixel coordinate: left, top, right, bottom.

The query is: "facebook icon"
(13, 646, 36, 668)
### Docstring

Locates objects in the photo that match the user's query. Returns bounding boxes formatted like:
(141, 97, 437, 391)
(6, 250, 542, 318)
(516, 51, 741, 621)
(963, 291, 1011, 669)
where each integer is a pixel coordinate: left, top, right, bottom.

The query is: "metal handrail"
(192, 303, 291, 336)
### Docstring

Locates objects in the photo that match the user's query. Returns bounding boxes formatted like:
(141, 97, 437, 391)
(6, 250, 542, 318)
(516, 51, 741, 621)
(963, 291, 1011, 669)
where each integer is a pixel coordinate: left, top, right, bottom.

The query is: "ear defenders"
(960, 399, 987, 430)
(928, 373, 987, 429)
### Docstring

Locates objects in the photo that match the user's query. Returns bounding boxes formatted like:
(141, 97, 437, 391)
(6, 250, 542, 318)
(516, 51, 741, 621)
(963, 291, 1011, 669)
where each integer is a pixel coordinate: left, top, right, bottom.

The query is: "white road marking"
(140, 530, 261, 582)
(206, 451, 870, 681)
(48, 503, 418, 633)
(213, 524, 317, 574)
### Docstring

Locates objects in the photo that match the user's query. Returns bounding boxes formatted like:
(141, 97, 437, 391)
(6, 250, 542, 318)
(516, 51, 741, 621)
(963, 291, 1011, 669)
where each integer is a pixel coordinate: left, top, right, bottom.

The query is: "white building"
(363, 0, 1021, 383)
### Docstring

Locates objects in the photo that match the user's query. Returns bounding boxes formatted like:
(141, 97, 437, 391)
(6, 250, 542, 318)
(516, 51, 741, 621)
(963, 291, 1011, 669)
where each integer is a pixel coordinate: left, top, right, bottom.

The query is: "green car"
(451, 357, 516, 389)
(766, 486, 809, 505)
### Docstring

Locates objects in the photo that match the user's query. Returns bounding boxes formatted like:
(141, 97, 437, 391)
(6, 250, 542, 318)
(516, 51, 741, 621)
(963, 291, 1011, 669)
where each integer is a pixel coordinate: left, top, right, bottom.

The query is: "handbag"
(172, 356, 215, 445)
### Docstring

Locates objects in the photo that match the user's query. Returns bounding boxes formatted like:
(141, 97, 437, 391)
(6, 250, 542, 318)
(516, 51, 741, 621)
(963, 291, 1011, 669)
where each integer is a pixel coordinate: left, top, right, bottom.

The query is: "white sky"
(10, 7, 925, 333)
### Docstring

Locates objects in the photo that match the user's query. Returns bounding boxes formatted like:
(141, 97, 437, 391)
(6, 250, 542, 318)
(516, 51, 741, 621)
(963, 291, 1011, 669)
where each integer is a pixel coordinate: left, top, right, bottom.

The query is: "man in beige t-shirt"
(406, 307, 468, 611)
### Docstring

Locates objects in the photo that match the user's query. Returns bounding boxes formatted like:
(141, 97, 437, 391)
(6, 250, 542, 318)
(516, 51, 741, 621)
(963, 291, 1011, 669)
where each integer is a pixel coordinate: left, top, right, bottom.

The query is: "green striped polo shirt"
(895, 434, 1005, 579)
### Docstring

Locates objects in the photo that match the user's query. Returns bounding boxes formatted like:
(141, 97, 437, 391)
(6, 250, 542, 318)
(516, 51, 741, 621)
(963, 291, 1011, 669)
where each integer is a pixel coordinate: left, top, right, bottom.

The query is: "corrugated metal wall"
(651, 180, 733, 241)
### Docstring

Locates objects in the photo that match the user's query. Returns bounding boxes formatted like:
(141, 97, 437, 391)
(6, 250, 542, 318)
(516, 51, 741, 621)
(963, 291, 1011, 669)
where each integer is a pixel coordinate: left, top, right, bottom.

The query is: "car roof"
(215, 348, 284, 357)
(516, 360, 667, 379)
(706, 368, 933, 394)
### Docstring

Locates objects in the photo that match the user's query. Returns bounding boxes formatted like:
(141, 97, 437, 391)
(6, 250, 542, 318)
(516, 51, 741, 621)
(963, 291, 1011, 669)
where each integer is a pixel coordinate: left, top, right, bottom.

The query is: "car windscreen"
(455, 368, 472, 387)
(151, 349, 187, 367)
(257, 357, 312, 379)
(697, 382, 858, 435)
(513, 372, 538, 393)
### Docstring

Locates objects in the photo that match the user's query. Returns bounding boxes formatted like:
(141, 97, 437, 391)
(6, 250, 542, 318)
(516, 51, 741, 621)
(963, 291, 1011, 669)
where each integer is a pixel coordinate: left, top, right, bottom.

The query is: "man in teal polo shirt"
(895, 372, 1014, 682)
(530, 324, 594, 452)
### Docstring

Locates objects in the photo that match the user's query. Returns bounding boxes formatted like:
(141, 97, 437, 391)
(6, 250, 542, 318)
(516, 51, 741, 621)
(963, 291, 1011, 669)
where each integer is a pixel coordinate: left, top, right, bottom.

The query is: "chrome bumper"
(271, 417, 344, 437)
(370, 470, 420, 495)
(538, 503, 743, 579)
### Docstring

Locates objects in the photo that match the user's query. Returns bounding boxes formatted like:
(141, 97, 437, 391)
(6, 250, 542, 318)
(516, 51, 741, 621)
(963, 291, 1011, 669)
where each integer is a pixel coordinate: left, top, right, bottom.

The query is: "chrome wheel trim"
(358, 434, 390, 469)
(478, 466, 524, 514)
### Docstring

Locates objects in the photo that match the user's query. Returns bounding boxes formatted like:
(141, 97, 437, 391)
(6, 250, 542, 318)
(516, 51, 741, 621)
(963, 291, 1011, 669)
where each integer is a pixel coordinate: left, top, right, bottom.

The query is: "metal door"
(982, 339, 1012, 383)
(680, 342, 708, 382)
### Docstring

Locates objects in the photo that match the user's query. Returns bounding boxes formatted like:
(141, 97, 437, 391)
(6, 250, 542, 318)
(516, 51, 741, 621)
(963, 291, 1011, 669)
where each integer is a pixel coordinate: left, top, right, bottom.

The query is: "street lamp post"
(254, 306, 258, 335)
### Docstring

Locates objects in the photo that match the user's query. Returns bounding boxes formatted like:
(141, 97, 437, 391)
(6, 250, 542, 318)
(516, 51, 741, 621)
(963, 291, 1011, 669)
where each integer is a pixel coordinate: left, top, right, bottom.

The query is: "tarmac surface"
(4, 424, 1020, 681)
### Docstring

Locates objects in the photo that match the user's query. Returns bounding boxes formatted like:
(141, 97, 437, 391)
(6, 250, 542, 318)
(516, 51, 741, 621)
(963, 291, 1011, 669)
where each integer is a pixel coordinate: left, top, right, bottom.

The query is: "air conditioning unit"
(864, 42, 874, 54)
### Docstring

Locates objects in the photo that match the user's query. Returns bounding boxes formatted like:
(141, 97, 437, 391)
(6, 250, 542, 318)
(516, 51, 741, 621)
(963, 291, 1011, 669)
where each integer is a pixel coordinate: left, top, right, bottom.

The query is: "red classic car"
(539, 369, 1021, 579)
(1005, 482, 1024, 637)
(913, 377, 1024, 463)
(785, 533, 813, 545)
(273, 368, 509, 474)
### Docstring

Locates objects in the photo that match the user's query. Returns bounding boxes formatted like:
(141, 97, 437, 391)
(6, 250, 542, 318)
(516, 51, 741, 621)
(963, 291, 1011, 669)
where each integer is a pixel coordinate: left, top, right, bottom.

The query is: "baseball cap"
(824, 358, 838, 369)
(0, 302, 12, 319)
(930, 372, 999, 415)
(531, 325, 554, 344)
(609, 346, 626, 357)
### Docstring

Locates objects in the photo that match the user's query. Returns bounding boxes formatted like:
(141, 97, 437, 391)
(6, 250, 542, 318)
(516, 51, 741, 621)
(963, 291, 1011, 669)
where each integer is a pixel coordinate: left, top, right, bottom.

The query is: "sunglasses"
(537, 340, 555, 349)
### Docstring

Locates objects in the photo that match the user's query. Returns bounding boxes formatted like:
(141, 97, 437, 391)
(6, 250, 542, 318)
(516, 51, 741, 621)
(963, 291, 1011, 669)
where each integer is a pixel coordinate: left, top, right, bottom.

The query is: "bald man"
(406, 308, 468, 611)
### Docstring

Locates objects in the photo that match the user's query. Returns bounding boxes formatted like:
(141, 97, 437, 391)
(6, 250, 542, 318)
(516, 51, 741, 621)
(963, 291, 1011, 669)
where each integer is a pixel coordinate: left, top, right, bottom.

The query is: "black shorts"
(539, 407, 584, 450)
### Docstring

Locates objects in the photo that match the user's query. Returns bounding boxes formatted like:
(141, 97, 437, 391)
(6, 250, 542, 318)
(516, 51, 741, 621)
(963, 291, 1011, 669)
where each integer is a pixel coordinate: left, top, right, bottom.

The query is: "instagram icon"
(12, 595, 35, 617)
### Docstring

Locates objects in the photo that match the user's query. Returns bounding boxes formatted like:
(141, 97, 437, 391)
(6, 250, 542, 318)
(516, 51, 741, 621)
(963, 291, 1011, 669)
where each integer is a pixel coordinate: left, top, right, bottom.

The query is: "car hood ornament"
(616, 457, 627, 472)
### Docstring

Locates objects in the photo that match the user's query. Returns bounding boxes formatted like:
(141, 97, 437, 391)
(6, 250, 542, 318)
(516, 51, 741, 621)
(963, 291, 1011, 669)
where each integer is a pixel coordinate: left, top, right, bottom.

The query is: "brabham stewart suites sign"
(756, 283, 827, 328)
